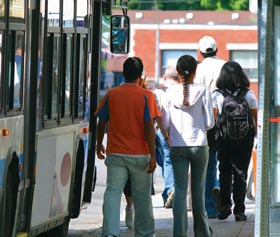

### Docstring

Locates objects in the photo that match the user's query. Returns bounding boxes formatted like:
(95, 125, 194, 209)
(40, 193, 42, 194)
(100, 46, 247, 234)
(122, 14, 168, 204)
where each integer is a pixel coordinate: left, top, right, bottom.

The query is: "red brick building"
(107, 10, 258, 96)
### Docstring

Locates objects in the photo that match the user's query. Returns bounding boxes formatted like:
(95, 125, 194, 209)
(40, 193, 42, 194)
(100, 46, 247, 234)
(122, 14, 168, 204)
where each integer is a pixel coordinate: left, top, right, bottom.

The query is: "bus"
(256, 0, 280, 236)
(0, 0, 129, 236)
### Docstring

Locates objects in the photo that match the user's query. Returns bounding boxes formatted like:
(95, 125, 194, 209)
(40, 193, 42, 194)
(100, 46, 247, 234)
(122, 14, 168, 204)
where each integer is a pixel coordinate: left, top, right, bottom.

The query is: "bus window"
(63, 34, 72, 117)
(51, 36, 59, 116)
(44, 34, 59, 119)
(9, 0, 24, 23)
(13, 33, 24, 108)
(76, 0, 87, 27)
(6, 32, 24, 110)
(0, 0, 4, 20)
(77, 35, 87, 116)
(63, 0, 74, 27)
(0, 33, 2, 112)
(48, 0, 60, 27)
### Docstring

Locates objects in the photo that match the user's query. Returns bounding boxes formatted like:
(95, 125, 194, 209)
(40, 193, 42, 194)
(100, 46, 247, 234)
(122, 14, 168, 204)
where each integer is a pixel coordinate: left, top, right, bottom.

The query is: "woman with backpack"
(212, 61, 258, 221)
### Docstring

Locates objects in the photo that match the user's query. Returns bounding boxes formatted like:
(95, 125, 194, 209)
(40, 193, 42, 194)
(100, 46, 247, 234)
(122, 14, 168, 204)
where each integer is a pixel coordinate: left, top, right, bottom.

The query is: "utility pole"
(154, 0, 160, 85)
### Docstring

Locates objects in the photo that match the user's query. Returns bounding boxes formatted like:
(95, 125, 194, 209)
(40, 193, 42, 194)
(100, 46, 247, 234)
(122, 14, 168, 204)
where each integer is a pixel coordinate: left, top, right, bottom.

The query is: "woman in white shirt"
(162, 55, 214, 237)
(212, 61, 258, 222)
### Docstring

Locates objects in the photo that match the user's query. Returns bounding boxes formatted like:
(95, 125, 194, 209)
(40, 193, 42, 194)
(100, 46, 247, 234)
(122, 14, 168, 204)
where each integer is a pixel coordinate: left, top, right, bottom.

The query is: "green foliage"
(128, 0, 249, 10)
(128, 0, 155, 10)
(200, 0, 217, 10)
(229, 0, 249, 10)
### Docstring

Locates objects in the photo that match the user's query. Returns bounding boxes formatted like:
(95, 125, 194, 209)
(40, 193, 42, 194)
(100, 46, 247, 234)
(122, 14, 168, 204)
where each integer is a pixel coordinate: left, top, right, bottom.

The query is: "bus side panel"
(0, 116, 24, 190)
(0, 116, 23, 235)
(30, 130, 75, 227)
(30, 135, 56, 227)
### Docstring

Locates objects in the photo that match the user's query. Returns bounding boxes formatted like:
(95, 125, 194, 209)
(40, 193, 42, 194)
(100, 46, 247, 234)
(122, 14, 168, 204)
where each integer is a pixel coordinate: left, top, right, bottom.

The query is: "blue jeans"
(205, 148, 219, 217)
(156, 130, 174, 203)
(102, 154, 155, 237)
(171, 146, 213, 237)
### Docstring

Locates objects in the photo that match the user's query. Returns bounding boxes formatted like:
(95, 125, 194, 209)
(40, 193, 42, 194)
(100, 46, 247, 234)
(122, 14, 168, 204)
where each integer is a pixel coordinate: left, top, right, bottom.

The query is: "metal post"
(154, 0, 160, 85)
(255, 0, 271, 236)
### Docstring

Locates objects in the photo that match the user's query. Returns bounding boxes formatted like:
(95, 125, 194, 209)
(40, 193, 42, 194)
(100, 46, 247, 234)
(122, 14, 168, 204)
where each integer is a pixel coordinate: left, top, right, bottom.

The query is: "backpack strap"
(236, 88, 249, 97)
(215, 88, 249, 98)
(215, 88, 229, 97)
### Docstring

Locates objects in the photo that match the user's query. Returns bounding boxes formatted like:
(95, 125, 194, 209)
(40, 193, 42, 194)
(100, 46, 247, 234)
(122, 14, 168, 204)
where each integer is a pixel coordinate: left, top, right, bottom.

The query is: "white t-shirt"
(212, 89, 258, 115)
(194, 56, 226, 93)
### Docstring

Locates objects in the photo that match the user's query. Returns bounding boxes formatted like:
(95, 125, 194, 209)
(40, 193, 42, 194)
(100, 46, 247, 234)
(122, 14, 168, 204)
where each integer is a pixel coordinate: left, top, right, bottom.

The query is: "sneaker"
(165, 190, 174, 209)
(235, 213, 247, 221)
(125, 205, 134, 228)
(212, 187, 222, 212)
(217, 208, 232, 220)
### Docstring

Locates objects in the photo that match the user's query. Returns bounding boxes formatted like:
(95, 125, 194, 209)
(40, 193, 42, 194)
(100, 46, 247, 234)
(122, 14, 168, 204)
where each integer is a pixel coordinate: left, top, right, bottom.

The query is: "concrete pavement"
(69, 186, 255, 237)
(69, 160, 255, 237)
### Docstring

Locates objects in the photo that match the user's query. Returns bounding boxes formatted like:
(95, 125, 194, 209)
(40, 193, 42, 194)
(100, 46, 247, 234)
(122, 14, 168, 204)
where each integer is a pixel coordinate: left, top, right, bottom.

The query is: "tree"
(128, 0, 249, 11)
(128, 0, 155, 10)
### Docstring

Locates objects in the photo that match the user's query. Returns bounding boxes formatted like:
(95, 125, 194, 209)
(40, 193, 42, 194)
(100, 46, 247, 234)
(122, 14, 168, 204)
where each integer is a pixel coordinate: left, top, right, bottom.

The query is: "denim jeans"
(102, 154, 155, 237)
(171, 146, 213, 237)
(205, 148, 220, 217)
(156, 130, 174, 203)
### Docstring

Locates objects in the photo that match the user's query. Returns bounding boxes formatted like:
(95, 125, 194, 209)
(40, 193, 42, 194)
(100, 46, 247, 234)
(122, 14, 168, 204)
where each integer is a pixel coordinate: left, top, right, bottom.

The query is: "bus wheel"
(45, 220, 69, 237)
(4, 158, 19, 236)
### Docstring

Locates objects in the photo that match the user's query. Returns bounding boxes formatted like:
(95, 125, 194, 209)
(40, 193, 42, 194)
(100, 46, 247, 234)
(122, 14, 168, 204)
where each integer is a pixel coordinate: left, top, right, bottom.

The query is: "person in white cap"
(194, 35, 226, 219)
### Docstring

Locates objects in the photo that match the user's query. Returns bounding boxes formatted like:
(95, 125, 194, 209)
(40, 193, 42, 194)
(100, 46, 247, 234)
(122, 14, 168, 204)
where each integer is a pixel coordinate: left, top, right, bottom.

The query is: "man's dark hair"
(123, 57, 143, 82)
(201, 49, 217, 58)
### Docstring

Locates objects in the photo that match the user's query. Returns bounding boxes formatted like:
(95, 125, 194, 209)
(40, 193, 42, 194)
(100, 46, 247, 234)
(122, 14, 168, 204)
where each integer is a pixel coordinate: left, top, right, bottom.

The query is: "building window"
(230, 50, 258, 81)
(161, 50, 196, 76)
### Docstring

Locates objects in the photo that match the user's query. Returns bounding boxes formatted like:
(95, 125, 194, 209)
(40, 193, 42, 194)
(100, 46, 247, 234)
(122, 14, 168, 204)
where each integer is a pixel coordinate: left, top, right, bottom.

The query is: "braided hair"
(176, 55, 197, 106)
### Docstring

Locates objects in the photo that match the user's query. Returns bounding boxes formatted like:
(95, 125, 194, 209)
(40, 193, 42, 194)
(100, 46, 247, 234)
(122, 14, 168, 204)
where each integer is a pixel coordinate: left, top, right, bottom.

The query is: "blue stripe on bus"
(0, 153, 24, 188)
(0, 159, 6, 188)
(18, 153, 24, 181)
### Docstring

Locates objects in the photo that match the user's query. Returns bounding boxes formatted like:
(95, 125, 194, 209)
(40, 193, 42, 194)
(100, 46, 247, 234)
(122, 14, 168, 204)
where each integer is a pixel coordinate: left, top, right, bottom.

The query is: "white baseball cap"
(199, 36, 217, 53)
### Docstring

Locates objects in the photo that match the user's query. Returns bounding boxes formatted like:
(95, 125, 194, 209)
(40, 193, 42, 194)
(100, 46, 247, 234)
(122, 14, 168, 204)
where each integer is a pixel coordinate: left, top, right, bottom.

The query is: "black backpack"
(215, 88, 256, 142)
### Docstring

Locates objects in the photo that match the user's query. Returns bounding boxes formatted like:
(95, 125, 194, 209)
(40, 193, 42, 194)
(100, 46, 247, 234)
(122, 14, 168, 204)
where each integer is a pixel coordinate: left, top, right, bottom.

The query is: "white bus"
(0, 0, 129, 236)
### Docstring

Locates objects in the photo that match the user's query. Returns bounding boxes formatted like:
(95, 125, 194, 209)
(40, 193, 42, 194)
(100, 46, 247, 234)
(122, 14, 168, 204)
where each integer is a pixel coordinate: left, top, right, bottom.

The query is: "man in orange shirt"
(95, 57, 160, 237)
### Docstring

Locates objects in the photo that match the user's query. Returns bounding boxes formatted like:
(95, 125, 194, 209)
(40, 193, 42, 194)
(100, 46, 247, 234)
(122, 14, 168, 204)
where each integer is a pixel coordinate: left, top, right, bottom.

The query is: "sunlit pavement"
(69, 175, 255, 237)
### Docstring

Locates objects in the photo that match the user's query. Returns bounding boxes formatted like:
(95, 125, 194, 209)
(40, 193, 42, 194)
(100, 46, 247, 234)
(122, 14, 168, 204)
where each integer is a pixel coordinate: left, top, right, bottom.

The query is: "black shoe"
(212, 187, 222, 212)
(235, 213, 247, 221)
(217, 208, 232, 220)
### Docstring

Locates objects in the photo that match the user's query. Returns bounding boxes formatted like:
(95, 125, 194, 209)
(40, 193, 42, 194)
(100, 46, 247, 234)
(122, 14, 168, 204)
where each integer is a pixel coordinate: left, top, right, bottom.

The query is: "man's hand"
(147, 155, 157, 173)
(96, 144, 106, 160)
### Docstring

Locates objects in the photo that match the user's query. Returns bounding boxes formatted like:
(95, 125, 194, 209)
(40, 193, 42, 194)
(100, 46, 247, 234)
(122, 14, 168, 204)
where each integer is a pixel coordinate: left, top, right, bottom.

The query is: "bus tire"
(4, 157, 19, 237)
(71, 140, 84, 218)
(38, 219, 69, 237)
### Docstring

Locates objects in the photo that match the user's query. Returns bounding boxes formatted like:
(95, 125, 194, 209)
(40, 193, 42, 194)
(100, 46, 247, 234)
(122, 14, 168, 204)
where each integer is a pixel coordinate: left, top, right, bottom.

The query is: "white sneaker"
(125, 205, 134, 229)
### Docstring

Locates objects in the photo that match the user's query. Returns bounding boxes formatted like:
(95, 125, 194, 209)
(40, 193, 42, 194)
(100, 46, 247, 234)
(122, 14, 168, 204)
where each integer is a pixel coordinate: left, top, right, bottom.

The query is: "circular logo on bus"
(61, 152, 71, 186)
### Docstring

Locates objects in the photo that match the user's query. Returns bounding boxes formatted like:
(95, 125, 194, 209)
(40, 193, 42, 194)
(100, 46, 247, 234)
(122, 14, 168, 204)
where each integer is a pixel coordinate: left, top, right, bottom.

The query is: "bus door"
(0, 1, 26, 237)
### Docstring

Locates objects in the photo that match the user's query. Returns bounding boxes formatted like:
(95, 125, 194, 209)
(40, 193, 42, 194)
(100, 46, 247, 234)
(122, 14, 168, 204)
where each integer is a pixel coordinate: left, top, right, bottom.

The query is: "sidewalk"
(78, 193, 255, 237)
(69, 166, 255, 237)
(119, 194, 255, 237)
